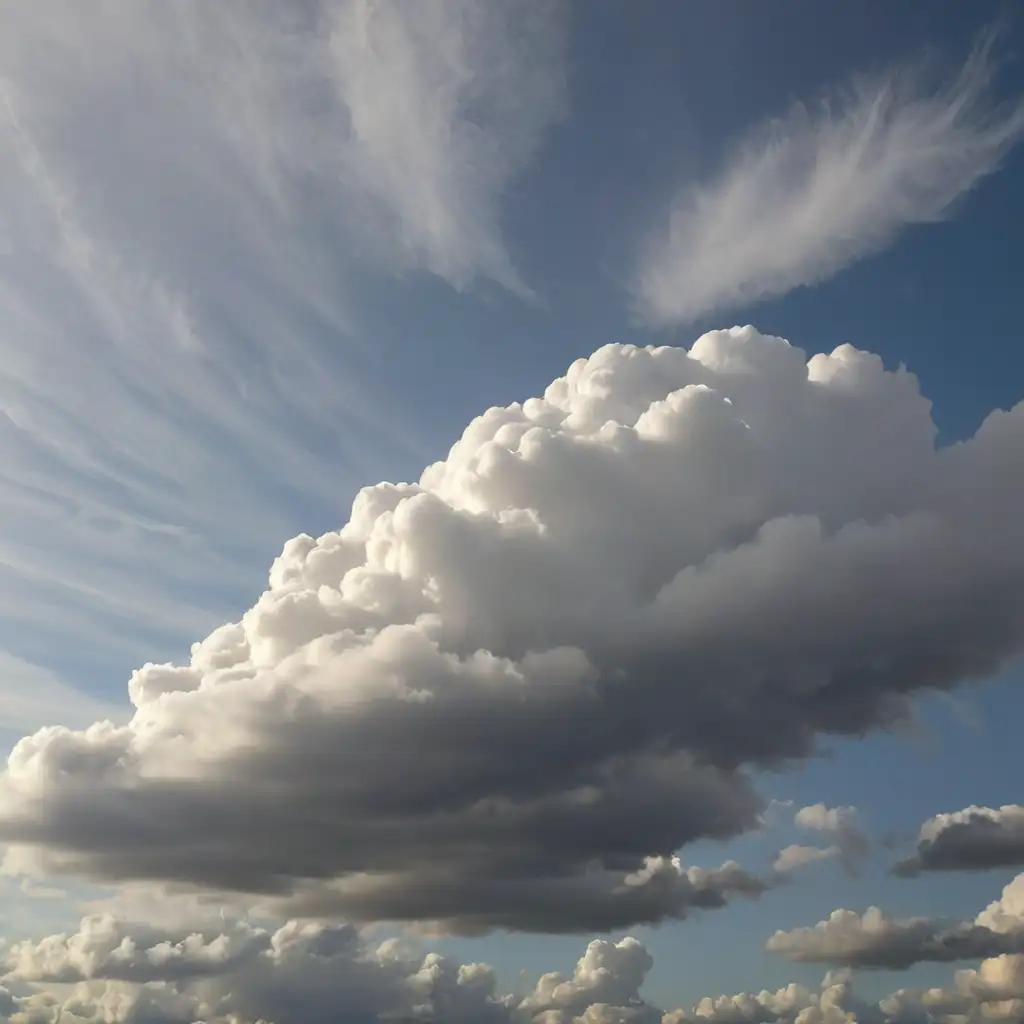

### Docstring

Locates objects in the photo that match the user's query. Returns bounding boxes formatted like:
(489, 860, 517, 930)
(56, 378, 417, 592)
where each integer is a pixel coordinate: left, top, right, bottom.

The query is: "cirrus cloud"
(633, 25, 1024, 325)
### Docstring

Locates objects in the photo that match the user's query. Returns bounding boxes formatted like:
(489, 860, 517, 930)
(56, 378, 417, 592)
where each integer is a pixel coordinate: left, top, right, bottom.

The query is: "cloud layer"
(6, 911, 1020, 1024)
(0, 327, 1021, 934)
(633, 26, 1024, 325)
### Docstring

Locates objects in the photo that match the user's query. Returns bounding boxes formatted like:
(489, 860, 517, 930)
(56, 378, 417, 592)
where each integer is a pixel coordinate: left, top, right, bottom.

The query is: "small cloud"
(772, 844, 841, 876)
(793, 804, 871, 876)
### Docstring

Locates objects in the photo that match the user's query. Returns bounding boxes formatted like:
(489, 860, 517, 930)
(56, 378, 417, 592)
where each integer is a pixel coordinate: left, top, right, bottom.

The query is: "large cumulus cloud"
(1, 327, 1023, 933)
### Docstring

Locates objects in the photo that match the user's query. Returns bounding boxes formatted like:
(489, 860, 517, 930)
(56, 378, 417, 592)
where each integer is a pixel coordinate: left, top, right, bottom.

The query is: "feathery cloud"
(633, 26, 1024, 325)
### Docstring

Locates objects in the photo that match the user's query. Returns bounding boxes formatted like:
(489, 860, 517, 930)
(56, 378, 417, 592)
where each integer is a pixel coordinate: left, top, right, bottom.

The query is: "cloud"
(632, 25, 1024, 326)
(519, 937, 656, 1018)
(766, 907, 1024, 970)
(664, 975, 879, 1024)
(0, 0, 565, 669)
(793, 805, 871, 876)
(326, 0, 568, 291)
(3, 913, 266, 984)
(280, 856, 771, 936)
(672, 982, 817, 1024)
(768, 872, 1024, 971)
(0, 916, 666, 1024)
(0, 327, 1023, 933)
(772, 845, 841, 876)
(894, 805, 1024, 876)
(2, 916, 517, 1024)
(880, 951, 1024, 1024)
(0, 909, 1018, 1024)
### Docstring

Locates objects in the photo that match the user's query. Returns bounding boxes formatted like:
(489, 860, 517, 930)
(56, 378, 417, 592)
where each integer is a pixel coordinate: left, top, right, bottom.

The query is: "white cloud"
(326, 0, 567, 291)
(793, 805, 870, 876)
(0, 0, 565, 671)
(0, 906, 1018, 1024)
(0, 327, 1022, 934)
(633, 26, 1024, 325)
(0, 916, 659, 1024)
(772, 845, 840, 876)
(519, 937, 655, 1017)
(2, 915, 513, 1024)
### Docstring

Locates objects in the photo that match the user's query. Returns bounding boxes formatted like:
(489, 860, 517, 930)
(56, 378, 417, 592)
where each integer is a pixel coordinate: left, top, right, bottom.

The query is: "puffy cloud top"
(3, 911, 1022, 1024)
(767, 872, 1024, 970)
(1, 327, 1023, 934)
(766, 906, 1024, 970)
(895, 805, 1024, 876)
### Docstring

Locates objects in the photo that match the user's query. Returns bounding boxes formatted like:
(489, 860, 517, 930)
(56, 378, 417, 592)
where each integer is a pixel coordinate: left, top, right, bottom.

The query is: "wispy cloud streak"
(0, 1, 564, 678)
(633, 26, 1024, 326)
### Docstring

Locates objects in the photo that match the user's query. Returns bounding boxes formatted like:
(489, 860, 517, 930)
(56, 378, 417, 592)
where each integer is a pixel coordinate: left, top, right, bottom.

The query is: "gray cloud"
(768, 872, 1024, 971)
(0, 328, 1023, 932)
(767, 907, 1024, 971)
(633, 25, 1024, 326)
(894, 805, 1024, 876)
(278, 856, 771, 936)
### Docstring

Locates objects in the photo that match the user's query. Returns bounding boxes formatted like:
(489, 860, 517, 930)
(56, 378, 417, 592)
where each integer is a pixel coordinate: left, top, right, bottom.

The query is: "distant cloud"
(3, 889, 1024, 1023)
(895, 805, 1024, 876)
(794, 804, 871, 876)
(1, 327, 1023, 933)
(767, 906, 1024, 970)
(633, 25, 1024, 326)
(769, 872, 1024, 970)
(3, 916, 514, 1024)
(0, 914, 927, 1024)
(772, 844, 840, 876)
(518, 937, 657, 1019)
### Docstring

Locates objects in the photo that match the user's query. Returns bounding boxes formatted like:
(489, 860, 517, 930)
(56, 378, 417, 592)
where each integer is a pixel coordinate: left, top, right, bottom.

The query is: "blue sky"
(1, 3, 1024, 1023)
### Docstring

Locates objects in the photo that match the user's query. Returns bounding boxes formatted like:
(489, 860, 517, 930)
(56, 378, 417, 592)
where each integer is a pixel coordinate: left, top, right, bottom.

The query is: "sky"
(0, 2, 1024, 1022)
